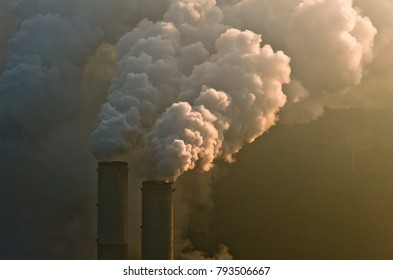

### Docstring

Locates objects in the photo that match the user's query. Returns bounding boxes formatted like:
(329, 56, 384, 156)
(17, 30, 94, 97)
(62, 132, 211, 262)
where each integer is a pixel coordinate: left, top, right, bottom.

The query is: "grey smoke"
(0, 0, 169, 259)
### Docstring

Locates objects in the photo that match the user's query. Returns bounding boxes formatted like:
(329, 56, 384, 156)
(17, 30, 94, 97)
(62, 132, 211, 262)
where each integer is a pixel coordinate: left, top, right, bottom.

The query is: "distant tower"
(97, 161, 128, 260)
(141, 181, 174, 260)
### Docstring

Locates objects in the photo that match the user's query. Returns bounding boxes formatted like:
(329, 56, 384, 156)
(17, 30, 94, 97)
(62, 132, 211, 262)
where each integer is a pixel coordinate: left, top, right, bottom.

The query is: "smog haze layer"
(1, 0, 393, 259)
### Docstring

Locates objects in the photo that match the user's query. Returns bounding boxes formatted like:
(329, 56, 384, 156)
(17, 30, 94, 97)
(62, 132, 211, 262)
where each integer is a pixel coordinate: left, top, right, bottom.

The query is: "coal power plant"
(97, 162, 174, 260)
(97, 161, 129, 260)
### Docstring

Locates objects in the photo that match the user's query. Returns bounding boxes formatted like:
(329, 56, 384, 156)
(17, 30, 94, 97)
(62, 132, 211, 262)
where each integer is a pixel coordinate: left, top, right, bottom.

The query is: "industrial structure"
(96, 162, 175, 260)
(141, 181, 174, 260)
(97, 161, 128, 260)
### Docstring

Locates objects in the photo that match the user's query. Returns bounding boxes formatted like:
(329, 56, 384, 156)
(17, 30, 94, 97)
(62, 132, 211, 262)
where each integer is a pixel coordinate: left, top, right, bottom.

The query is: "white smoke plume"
(222, 0, 377, 123)
(92, 0, 382, 175)
(91, 0, 291, 180)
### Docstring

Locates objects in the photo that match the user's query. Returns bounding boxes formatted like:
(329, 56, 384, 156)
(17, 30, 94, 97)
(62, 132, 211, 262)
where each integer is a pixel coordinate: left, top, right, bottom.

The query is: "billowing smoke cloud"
(92, 0, 381, 177)
(222, 0, 377, 123)
(91, 0, 290, 180)
(0, 14, 101, 143)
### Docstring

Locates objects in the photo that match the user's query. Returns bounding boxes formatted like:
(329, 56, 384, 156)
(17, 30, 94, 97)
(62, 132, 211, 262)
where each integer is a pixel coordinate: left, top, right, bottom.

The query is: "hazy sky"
(1, 0, 393, 259)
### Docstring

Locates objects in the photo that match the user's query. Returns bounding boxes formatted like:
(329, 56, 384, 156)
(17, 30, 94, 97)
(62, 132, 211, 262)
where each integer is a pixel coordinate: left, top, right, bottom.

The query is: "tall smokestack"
(97, 161, 128, 260)
(141, 181, 174, 260)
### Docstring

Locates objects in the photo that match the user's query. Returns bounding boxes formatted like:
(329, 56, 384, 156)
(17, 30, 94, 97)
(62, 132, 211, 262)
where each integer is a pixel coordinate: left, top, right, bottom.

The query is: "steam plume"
(222, 0, 377, 123)
(91, 0, 291, 180)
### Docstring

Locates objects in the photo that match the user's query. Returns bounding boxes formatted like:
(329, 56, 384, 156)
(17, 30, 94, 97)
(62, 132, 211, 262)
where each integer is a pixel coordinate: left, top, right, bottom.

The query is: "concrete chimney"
(97, 161, 128, 260)
(141, 181, 174, 260)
